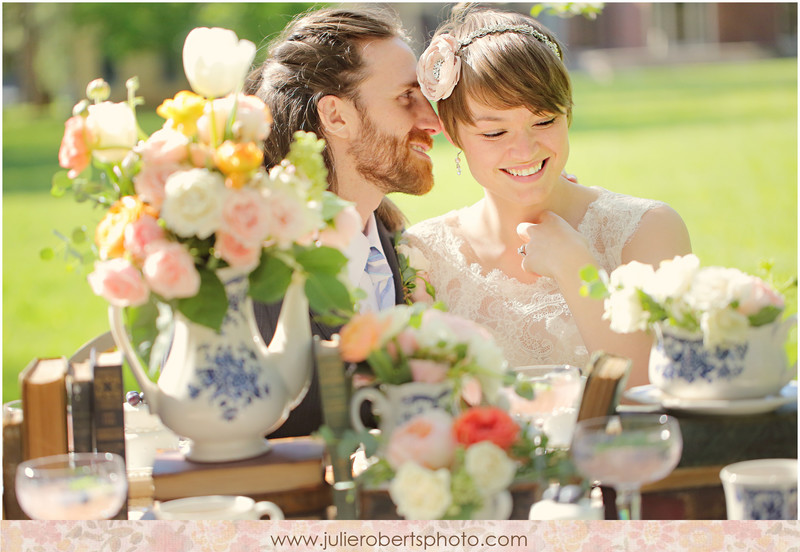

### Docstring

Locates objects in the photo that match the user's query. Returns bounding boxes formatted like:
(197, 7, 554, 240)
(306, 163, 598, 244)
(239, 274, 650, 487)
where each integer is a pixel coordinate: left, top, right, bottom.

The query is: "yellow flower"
(214, 140, 263, 189)
(95, 196, 158, 260)
(157, 91, 206, 136)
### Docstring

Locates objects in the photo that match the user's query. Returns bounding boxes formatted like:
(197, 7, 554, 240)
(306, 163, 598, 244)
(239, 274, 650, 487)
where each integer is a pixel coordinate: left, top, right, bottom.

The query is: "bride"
(404, 6, 691, 388)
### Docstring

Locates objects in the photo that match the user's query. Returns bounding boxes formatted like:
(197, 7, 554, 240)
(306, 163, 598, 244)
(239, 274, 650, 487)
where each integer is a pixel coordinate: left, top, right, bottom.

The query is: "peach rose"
(385, 410, 456, 470)
(317, 205, 363, 250)
(142, 242, 201, 299)
(58, 115, 93, 178)
(87, 259, 149, 307)
(408, 359, 449, 384)
(215, 231, 261, 270)
(339, 312, 390, 363)
(416, 33, 461, 102)
(221, 188, 270, 246)
(124, 214, 166, 262)
(136, 127, 189, 165)
(133, 163, 182, 209)
(95, 196, 157, 260)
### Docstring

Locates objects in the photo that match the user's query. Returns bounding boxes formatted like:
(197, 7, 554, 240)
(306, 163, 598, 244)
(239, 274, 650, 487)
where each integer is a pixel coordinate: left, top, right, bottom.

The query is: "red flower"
(452, 406, 519, 451)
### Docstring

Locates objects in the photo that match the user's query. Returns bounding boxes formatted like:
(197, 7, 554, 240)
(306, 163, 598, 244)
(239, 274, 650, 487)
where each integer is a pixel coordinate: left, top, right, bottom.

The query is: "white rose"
(604, 287, 649, 333)
(396, 243, 431, 273)
(464, 441, 516, 495)
(686, 267, 747, 311)
(701, 308, 749, 348)
(609, 260, 655, 290)
(389, 462, 452, 520)
(183, 27, 256, 98)
(86, 101, 138, 163)
(646, 254, 700, 302)
(161, 168, 227, 239)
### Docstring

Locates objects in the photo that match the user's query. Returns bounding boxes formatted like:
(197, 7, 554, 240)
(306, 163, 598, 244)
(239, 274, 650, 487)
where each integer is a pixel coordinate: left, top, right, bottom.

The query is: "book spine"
(69, 375, 94, 453)
(92, 356, 128, 520)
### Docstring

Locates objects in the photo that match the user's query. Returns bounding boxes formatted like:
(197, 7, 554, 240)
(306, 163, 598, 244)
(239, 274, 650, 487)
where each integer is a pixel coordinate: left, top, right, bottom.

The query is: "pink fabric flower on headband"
(417, 34, 462, 102)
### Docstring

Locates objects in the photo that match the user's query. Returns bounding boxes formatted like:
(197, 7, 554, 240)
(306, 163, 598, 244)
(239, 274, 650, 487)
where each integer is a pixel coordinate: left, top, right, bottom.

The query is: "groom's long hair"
(246, 6, 407, 230)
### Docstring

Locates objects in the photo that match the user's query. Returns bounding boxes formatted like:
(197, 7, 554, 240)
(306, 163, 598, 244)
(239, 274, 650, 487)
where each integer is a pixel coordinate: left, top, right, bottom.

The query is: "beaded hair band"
(417, 23, 562, 102)
(458, 23, 561, 58)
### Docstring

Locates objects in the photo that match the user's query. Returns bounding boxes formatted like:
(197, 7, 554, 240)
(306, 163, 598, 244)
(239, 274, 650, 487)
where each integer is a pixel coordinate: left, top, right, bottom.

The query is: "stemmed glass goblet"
(15, 452, 128, 520)
(571, 414, 682, 520)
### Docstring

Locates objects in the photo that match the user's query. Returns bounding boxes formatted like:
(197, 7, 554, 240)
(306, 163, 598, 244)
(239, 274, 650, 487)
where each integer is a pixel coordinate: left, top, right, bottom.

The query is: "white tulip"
(86, 101, 138, 163)
(183, 27, 256, 98)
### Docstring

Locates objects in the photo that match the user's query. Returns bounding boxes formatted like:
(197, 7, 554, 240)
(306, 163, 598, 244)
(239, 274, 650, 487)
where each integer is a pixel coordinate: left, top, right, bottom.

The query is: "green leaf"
(248, 253, 293, 305)
(177, 269, 227, 331)
(305, 273, 354, 317)
(749, 305, 783, 327)
(579, 264, 600, 283)
(126, 298, 161, 379)
(367, 349, 410, 384)
(72, 226, 87, 244)
(40, 247, 55, 261)
(320, 191, 353, 221)
(295, 245, 348, 276)
(51, 170, 73, 197)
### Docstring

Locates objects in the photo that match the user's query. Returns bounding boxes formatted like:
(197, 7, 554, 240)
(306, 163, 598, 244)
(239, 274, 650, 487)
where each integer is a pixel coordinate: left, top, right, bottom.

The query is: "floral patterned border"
(3, 520, 799, 551)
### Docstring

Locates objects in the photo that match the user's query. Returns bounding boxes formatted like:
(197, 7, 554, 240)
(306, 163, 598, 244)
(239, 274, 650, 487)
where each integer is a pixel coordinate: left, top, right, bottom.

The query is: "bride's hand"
(516, 212, 594, 281)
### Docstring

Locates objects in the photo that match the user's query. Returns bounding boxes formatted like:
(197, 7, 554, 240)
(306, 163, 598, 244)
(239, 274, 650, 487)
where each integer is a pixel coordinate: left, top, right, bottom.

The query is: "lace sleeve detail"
(580, 188, 665, 272)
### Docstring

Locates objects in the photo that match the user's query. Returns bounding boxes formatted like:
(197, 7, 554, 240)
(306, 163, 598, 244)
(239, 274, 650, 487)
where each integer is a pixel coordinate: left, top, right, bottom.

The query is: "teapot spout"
(267, 272, 313, 405)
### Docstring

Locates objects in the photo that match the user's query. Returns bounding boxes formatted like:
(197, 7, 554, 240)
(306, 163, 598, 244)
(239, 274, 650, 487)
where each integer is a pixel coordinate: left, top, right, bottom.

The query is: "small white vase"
(649, 317, 796, 400)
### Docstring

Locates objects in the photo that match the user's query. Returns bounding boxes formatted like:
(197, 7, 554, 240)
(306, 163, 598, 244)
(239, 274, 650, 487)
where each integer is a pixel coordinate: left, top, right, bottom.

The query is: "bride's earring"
(455, 151, 462, 176)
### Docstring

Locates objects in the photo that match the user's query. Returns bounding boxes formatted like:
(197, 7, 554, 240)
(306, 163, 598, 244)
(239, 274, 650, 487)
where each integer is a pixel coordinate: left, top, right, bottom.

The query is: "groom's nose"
(414, 91, 442, 136)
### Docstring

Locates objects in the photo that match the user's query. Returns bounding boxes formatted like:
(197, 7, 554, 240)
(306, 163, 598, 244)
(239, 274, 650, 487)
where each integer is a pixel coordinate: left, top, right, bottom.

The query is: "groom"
(246, 6, 441, 436)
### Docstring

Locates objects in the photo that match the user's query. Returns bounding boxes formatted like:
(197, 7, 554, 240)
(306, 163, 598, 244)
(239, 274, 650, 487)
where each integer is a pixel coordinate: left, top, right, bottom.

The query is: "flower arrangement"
(359, 406, 572, 520)
(581, 254, 790, 348)
(52, 27, 358, 332)
(338, 303, 510, 403)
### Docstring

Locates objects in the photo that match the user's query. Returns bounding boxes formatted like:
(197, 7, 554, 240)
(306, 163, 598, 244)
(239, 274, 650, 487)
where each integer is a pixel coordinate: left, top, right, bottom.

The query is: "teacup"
(154, 495, 284, 520)
(350, 381, 454, 437)
(719, 458, 798, 520)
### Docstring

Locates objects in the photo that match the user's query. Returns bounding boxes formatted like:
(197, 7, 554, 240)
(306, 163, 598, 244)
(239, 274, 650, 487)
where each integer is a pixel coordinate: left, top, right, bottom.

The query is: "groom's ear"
(318, 95, 357, 140)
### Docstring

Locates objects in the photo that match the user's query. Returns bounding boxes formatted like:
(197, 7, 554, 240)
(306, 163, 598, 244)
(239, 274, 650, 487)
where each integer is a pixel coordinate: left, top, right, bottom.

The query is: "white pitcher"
(109, 268, 312, 462)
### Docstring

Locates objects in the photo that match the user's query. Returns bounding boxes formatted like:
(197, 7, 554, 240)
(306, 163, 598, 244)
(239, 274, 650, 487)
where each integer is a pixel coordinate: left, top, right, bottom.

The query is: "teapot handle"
(108, 305, 160, 414)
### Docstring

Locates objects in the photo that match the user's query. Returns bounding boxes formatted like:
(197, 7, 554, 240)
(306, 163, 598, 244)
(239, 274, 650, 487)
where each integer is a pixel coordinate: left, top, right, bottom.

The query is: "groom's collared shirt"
(344, 213, 395, 313)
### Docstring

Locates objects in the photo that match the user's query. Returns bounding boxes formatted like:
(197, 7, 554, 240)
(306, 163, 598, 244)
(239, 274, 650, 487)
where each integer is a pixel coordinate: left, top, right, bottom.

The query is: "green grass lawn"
(3, 58, 797, 402)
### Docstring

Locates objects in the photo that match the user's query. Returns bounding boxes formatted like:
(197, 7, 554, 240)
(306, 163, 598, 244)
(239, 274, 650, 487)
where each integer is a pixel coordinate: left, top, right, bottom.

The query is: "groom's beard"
(349, 112, 434, 196)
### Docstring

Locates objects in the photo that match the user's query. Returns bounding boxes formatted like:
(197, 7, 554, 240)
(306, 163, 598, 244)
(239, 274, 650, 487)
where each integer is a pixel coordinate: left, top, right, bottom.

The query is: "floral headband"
(416, 23, 561, 102)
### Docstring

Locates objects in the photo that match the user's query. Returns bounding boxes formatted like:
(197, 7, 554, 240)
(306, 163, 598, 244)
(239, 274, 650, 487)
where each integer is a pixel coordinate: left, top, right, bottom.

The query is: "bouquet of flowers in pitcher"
(53, 27, 358, 331)
(337, 304, 575, 520)
(581, 254, 790, 348)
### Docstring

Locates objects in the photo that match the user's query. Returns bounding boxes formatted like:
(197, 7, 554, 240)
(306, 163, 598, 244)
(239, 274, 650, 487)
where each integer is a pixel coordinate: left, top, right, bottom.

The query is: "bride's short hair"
(436, 7, 573, 149)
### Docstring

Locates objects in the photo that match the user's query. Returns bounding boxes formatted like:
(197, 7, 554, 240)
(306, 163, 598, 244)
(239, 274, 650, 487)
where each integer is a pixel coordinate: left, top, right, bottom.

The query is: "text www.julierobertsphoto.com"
(270, 529, 528, 550)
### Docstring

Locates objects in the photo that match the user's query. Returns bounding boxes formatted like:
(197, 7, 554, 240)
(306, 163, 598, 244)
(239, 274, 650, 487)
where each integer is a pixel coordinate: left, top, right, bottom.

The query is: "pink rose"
(136, 127, 189, 165)
(124, 214, 166, 261)
(87, 259, 149, 307)
(385, 410, 456, 470)
(133, 163, 182, 209)
(59, 116, 93, 178)
(409, 359, 450, 384)
(221, 188, 270, 246)
(142, 242, 201, 299)
(736, 276, 785, 317)
(416, 33, 461, 102)
(216, 231, 261, 270)
(385, 328, 419, 361)
(188, 143, 215, 168)
(317, 205, 363, 250)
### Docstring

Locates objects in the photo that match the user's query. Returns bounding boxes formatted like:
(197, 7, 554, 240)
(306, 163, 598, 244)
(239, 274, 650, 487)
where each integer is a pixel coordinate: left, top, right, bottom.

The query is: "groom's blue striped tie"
(366, 245, 393, 311)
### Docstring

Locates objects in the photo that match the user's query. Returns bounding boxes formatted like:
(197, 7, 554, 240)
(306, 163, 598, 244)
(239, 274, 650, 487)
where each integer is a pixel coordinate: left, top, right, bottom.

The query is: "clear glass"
(15, 452, 128, 520)
(504, 365, 584, 449)
(571, 414, 682, 520)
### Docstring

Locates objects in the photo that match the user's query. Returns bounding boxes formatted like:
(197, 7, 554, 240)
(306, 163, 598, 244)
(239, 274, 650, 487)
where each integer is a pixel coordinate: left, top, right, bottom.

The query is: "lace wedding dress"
(404, 187, 664, 368)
